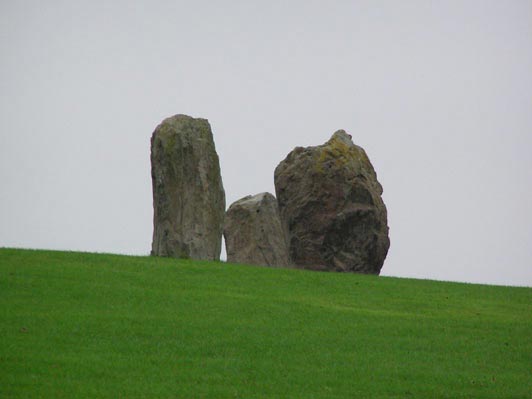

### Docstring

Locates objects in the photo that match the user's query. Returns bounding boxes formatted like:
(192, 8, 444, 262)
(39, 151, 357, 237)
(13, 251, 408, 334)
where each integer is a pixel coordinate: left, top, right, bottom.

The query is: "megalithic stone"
(150, 114, 225, 260)
(224, 192, 291, 267)
(274, 130, 390, 274)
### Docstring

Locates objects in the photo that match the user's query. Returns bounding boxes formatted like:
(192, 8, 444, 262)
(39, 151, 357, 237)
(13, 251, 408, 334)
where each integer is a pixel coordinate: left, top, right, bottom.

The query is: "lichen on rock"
(150, 114, 225, 260)
(274, 130, 389, 274)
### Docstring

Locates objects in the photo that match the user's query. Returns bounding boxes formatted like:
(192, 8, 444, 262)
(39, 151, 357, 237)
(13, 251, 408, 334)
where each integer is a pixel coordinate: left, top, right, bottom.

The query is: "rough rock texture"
(151, 114, 225, 260)
(224, 192, 291, 267)
(274, 130, 389, 274)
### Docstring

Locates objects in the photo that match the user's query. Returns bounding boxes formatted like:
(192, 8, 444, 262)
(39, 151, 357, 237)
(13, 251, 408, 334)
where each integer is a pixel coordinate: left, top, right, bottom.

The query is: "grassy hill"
(1, 248, 531, 398)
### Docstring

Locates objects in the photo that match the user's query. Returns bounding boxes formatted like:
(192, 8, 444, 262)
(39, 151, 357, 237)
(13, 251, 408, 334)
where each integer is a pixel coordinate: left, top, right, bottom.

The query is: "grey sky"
(1, 1, 531, 287)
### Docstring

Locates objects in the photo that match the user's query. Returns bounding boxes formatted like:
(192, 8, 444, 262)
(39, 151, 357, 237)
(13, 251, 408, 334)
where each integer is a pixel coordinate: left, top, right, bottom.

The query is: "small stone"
(224, 192, 291, 267)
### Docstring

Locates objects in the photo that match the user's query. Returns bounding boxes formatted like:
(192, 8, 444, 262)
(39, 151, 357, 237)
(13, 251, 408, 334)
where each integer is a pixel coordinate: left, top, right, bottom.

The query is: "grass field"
(1, 248, 531, 398)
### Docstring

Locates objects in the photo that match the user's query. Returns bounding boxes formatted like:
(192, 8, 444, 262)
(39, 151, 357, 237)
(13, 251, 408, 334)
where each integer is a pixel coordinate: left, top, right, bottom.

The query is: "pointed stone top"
(329, 130, 354, 146)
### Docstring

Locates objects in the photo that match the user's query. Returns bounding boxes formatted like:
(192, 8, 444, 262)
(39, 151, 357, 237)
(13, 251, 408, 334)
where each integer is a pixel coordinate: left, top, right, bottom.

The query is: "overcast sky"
(1, 1, 531, 287)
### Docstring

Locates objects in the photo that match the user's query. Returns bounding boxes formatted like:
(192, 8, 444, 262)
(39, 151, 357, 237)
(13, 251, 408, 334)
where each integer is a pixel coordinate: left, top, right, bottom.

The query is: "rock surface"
(224, 192, 291, 267)
(274, 130, 389, 274)
(151, 114, 225, 260)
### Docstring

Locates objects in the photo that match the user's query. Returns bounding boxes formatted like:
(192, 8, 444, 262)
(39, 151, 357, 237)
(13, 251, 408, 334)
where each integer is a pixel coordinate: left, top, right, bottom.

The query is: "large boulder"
(150, 114, 225, 260)
(274, 130, 389, 274)
(224, 192, 291, 267)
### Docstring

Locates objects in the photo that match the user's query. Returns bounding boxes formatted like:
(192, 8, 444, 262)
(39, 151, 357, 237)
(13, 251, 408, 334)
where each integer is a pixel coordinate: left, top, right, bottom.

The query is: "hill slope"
(1, 248, 531, 398)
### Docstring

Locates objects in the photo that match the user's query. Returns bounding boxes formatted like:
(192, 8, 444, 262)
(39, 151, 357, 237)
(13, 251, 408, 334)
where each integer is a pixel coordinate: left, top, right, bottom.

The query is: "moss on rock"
(274, 130, 389, 274)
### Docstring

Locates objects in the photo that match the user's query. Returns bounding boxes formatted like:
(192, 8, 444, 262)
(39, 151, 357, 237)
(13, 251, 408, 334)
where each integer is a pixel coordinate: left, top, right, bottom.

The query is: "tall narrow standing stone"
(151, 114, 225, 260)
(224, 192, 291, 267)
(274, 130, 389, 274)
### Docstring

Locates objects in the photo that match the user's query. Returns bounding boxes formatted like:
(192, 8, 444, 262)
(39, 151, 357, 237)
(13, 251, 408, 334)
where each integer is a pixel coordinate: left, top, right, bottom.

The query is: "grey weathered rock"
(151, 114, 225, 260)
(274, 130, 389, 274)
(224, 192, 291, 267)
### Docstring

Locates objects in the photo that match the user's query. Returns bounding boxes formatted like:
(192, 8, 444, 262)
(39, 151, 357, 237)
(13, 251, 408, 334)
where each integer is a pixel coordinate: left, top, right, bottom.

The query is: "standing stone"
(151, 114, 225, 260)
(274, 130, 390, 274)
(224, 192, 291, 267)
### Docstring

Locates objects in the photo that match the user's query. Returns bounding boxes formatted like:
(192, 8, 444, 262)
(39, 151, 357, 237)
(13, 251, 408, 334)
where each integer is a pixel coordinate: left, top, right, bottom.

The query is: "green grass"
(1, 248, 531, 398)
